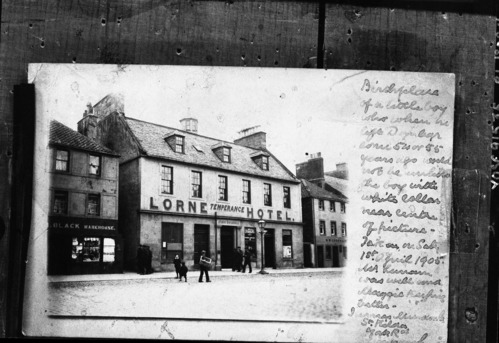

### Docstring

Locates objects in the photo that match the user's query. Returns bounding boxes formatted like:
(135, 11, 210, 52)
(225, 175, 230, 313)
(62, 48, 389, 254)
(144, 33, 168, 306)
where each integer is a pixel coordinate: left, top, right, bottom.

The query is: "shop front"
(48, 217, 123, 275)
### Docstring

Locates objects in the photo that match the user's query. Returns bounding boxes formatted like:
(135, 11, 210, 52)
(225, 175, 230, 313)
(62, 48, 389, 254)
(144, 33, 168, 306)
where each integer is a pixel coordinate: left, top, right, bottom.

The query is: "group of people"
(232, 246, 254, 273)
(173, 254, 188, 282)
(173, 250, 211, 282)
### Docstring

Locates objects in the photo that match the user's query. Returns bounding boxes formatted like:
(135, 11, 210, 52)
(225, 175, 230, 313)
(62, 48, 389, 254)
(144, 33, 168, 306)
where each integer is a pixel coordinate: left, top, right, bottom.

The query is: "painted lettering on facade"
(149, 197, 295, 221)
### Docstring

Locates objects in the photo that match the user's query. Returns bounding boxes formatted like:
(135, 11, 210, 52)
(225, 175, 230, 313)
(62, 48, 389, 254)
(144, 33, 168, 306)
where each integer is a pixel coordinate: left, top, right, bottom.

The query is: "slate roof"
(300, 179, 347, 202)
(49, 120, 119, 156)
(324, 174, 349, 196)
(124, 117, 298, 183)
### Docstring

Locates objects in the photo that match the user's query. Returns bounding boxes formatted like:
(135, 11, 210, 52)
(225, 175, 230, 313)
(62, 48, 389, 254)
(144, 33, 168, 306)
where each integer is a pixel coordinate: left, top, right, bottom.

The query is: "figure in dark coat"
(179, 261, 188, 282)
(137, 245, 145, 275)
(242, 247, 253, 273)
(174, 254, 181, 278)
(198, 250, 211, 282)
(236, 247, 244, 272)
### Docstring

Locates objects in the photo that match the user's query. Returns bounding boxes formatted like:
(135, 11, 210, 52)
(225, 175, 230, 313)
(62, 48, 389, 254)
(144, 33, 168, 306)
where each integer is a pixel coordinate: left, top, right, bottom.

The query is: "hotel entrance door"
(220, 226, 235, 268)
(264, 228, 275, 268)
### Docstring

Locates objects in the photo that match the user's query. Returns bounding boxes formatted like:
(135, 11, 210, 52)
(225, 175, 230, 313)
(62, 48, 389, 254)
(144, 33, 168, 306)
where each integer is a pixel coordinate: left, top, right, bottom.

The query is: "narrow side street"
(49, 269, 345, 323)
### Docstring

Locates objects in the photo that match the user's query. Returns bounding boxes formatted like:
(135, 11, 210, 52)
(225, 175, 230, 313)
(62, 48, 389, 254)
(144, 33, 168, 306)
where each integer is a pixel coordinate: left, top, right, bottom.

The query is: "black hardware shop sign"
(49, 217, 117, 231)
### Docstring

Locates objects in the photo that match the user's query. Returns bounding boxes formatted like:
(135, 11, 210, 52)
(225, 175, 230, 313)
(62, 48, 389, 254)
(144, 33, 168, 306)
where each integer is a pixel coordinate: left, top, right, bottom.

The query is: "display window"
(244, 227, 257, 257)
(72, 237, 102, 262)
(103, 238, 116, 262)
(282, 229, 293, 259)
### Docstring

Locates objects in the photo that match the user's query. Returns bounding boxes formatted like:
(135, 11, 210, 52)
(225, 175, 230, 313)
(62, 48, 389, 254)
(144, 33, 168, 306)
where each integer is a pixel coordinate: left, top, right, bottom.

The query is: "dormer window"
(164, 132, 185, 154)
(211, 142, 232, 163)
(175, 136, 185, 153)
(250, 151, 270, 171)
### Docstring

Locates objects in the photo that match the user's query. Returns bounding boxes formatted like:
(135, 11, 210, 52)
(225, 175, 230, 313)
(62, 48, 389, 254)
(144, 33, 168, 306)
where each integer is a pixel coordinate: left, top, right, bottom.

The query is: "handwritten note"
(344, 73, 454, 343)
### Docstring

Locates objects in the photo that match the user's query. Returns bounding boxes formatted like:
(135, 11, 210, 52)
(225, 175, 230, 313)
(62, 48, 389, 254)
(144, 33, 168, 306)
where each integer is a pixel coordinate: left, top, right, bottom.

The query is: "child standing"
(179, 261, 188, 282)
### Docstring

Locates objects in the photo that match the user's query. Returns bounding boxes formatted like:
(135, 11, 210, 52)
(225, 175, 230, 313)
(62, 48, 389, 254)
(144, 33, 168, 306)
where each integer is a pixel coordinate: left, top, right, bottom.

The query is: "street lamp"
(258, 220, 268, 275)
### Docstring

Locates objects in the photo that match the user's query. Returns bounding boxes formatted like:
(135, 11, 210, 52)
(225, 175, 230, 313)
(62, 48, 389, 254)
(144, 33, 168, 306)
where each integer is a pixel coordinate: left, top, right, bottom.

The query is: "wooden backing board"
(0, 0, 496, 340)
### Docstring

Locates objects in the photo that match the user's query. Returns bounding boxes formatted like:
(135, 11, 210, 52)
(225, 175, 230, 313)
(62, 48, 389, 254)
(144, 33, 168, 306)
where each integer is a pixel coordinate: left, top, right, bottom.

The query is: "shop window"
(55, 149, 69, 172)
(319, 200, 325, 210)
(330, 201, 335, 212)
(331, 221, 337, 236)
(319, 221, 326, 235)
(341, 222, 347, 236)
(244, 227, 257, 258)
(326, 246, 332, 260)
(218, 175, 228, 201)
(191, 171, 202, 198)
(175, 136, 185, 153)
(53, 191, 68, 214)
(264, 183, 272, 206)
(283, 186, 291, 209)
(72, 237, 100, 262)
(103, 238, 116, 262)
(341, 202, 346, 213)
(89, 154, 101, 176)
(282, 230, 292, 259)
(243, 180, 251, 204)
(161, 165, 173, 194)
(87, 194, 101, 216)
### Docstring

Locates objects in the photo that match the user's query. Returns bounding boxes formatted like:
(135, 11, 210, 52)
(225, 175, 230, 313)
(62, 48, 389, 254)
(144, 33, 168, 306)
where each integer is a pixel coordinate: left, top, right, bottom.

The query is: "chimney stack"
(295, 152, 325, 186)
(234, 126, 266, 150)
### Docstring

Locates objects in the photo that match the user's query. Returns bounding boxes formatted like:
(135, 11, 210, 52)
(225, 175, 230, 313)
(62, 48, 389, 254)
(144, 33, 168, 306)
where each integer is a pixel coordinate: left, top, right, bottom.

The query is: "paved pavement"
(48, 268, 346, 323)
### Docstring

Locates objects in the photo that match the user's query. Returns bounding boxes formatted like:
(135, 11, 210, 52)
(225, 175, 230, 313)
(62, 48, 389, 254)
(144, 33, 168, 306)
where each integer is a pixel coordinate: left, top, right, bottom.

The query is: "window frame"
(242, 179, 251, 204)
(261, 156, 269, 170)
(330, 201, 336, 212)
(341, 222, 347, 236)
(55, 149, 70, 172)
(263, 183, 272, 206)
(340, 202, 346, 213)
(218, 175, 228, 201)
(331, 221, 337, 236)
(222, 147, 231, 163)
(283, 186, 291, 209)
(88, 154, 101, 176)
(53, 190, 69, 215)
(282, 229, 293, 259)
(161, 165, 174, 195)
(319, 220, 326, 236)
(191, 171, 203, 198)
(318, 199, 325, 211)
(87, 193, 101, 216)
(175, 136, 185, 153)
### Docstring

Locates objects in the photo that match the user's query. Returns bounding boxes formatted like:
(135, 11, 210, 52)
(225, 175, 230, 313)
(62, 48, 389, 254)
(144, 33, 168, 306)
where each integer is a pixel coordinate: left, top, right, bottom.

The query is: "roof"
(300, 179, 347, 202)
(123, 116, 298, 182)
(324, 174, 349, 195)
(49, 120, 119, 156)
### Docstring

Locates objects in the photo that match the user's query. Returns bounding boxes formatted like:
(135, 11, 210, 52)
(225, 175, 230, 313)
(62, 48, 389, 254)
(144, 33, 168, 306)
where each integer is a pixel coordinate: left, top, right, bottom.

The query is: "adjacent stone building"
(297, 153, 348, 268)
(79, 95, 304, 272)
(48, 120, 122, 275)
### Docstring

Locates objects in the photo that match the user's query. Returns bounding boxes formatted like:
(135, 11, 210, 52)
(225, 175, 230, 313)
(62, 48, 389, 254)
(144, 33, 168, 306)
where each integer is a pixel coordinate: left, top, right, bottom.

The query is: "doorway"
(194, 224, 210, 264)
(264, 228, 275, 268)
(317, 245, 324, 267)
(220, 226, 234, 268)
(333, 246, 340, 267)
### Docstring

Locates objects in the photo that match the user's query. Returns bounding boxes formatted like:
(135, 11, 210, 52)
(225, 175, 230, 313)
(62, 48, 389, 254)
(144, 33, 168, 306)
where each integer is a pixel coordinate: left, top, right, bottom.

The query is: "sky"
(29, 64, 361, 173)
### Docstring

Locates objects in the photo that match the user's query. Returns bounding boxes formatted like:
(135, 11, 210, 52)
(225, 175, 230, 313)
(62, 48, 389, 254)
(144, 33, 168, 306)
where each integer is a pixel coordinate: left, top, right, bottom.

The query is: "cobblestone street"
(49, 269, 345, 323)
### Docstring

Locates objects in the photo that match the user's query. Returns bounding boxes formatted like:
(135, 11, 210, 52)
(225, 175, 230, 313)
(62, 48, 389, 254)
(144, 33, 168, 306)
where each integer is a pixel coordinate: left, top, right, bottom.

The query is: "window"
(53, 191, 68, 214)
(282, 230, 293, 258)
(161, 166, 173, 194)
(191, 171, 202, 198)
(55, 149, 69, 172)
(283, 186, 291, 208)
(175, 136, 185, 153)
(103, 238, 116, 262)
(72, 237, 100, 262)
(341, 222, 347, 236)
(262, 156, 269, 170)
(330, 201, 336, 212)
(218, 175, 228, 201)
(341, 202, 346, 213)
(222, 147, 231, 162)
(245, 228, 257, 258)
(319, 221, 326, 235)
(87, 194, 100, 216)
(319, 200, 325, 211)
(264, 183, 272, 206)
(331, 221, 337, 236)
(326, 246, 332, 260)
(89, 155, 101, 176)
(242, 180, 251, 204)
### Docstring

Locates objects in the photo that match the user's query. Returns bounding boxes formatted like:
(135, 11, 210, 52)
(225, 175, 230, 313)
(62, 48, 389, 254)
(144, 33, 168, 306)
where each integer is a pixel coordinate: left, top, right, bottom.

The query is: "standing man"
(242, 247, 253, 273)
(199, 250, 211, 283)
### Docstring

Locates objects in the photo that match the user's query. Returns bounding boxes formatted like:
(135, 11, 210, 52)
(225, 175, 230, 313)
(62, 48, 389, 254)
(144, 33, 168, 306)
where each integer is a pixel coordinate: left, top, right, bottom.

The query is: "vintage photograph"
(25, 64, 360, 341)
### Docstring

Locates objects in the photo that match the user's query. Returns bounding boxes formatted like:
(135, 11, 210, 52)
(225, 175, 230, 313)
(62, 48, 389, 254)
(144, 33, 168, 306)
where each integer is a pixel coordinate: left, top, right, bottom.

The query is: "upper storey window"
(89, 154, 101, 176)
(164, 133, 185, 154)
(55, 149, 69, 172)
(250, 151, 270, 171)
(212, 142, 232, 163)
